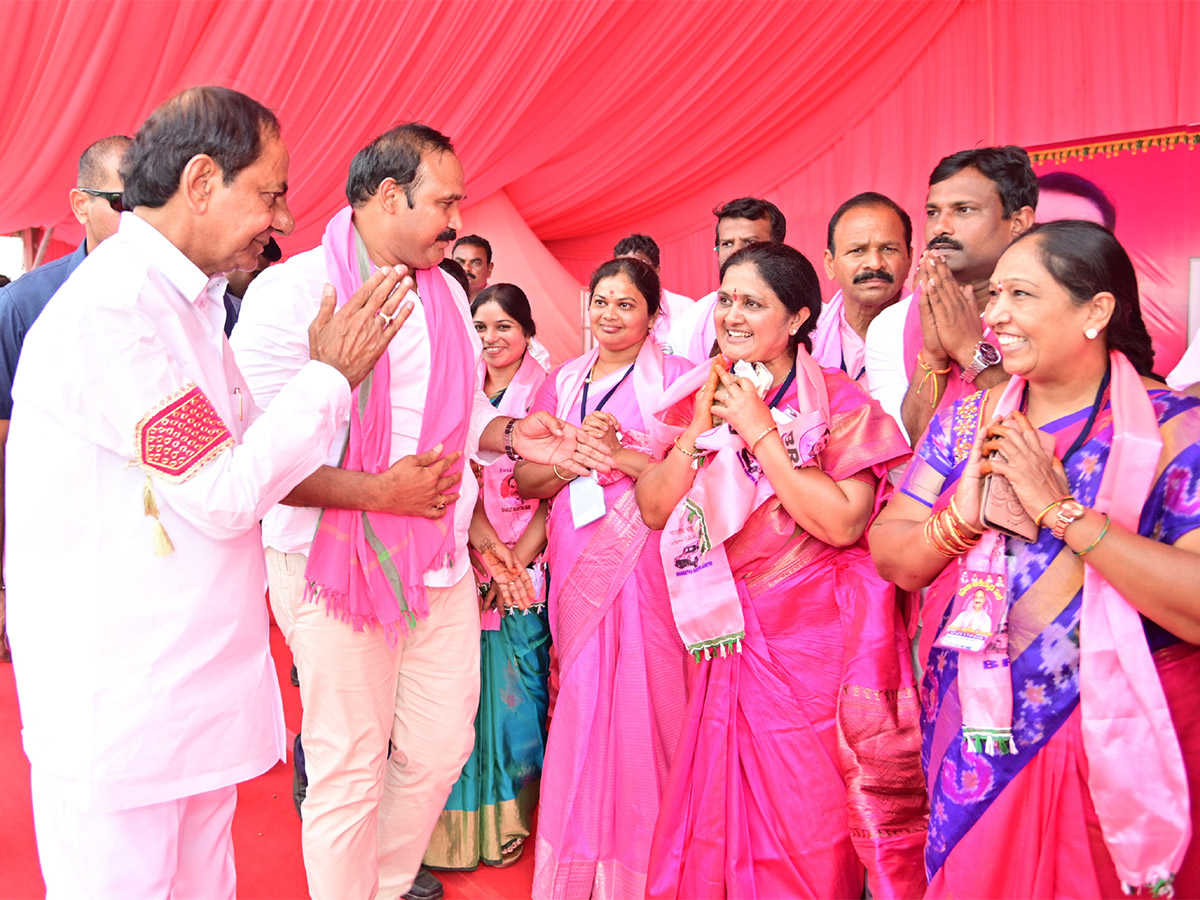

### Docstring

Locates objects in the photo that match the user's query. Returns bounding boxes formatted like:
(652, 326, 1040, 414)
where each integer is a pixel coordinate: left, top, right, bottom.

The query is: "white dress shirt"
(6, 213, 351, 811)
(666, 289, 719, 365)
(863, 293, 913, 440)
(651, 287, 694, 355)
(231, 245, 502, 588)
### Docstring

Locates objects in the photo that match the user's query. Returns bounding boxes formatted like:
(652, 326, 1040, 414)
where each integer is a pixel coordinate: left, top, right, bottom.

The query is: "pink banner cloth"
(304, 207, 473, 644)
(645, 368, 926, 899)
(530, 341, 692, 899)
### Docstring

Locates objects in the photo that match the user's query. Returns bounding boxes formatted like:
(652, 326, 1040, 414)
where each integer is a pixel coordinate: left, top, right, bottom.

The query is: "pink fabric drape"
(3, 2, 1198, 366)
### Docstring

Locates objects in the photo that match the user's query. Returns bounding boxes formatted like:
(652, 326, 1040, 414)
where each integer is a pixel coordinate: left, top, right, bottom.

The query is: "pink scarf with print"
(304, 206, 473, 644)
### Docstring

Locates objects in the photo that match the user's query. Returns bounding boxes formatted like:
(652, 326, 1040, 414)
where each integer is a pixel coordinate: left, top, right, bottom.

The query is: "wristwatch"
(960, 340, 1001, 384)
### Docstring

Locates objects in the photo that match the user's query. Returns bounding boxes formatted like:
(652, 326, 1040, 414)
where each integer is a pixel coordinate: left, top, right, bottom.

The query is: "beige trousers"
(267, 548, 480, 900)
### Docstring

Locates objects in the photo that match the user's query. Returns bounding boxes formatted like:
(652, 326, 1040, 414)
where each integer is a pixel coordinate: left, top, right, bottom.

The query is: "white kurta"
(665, 289, 719, 366)
(231, 245, 502, 583)
(6, 213, 351, 812)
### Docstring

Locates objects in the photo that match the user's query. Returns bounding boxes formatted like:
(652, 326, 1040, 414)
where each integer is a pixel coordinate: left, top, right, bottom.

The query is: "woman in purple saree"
(517, 257, 693, 899)
(638, 243, 926, 899)
(873, 222, 1200, 898)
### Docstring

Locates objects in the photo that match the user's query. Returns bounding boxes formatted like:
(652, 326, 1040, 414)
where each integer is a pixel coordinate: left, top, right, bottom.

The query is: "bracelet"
(948, 496, 984, 536)
(552, 464, 576, 482)
(924, 515, 962, 557)
(748, 424, 778, 454)
(932, 508, 978, 553)
(503, 418, 521, 461)
(1034, 496, 1072, 528)
(1074, 513, 1111, 557)
(917, 352, 953, 408)
(673, 437, 706, 470)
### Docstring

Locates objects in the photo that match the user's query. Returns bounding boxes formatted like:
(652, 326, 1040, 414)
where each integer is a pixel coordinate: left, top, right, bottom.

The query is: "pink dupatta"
(960, 351, 1188, 894)
(651, 349, 831, 658)
(304, 207, 474, 644)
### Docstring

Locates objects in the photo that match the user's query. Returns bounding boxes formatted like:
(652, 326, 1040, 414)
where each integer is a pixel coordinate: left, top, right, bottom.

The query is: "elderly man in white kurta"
(5, 87, 414, 900)
(231, 123, 611, 900)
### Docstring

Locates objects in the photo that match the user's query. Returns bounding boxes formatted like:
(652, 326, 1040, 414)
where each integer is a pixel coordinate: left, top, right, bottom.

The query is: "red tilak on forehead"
(732, 288, 739, 303)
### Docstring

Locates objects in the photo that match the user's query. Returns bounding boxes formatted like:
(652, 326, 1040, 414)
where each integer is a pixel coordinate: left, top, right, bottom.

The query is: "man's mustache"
(927, 236, 963, 252)
(853, 268, 894, 284)
(437, 228, 457, 242)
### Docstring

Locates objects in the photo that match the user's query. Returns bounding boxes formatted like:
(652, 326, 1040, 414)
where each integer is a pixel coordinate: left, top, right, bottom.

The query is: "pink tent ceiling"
(2, 0, 1198, 363)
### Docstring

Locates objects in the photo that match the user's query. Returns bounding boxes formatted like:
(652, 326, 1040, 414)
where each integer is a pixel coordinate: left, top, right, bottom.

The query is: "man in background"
(0, 134, 131, 661)
(452, 233, 493, 300)
(865, 146, 1036, 441)
(666, 197, 786, 364)
(812, 192, 912, 387)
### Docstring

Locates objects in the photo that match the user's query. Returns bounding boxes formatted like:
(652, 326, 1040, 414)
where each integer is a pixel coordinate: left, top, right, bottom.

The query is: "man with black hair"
(666, 197, 786, 364)
(812, 192, 912, 387)
(613, 232, 693, 351)
(865, 145, 1036, 441)
(6, 86, 410, 898)
(452, 233, 493, 300)
(233, 122, 610, 900)
(0, 134, 132, 662)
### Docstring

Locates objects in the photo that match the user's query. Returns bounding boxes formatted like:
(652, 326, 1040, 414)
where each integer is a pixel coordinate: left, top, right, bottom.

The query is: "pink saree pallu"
(646, 367, 928, 900)
(531, 341, 693, 900)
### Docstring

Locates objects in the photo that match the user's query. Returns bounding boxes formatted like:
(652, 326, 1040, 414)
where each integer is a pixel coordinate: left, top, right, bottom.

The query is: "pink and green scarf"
(304, 207, 473, 644)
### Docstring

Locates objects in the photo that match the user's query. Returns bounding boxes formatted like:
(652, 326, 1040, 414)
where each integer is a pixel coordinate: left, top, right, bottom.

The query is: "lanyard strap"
(766, 361, 797, 410)
(581, 363, 634, 419)
(1019, 364, 1111, 465)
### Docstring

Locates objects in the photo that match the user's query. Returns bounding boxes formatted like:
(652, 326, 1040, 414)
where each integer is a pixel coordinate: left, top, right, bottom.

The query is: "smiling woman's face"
(714, 262, 804, 368)
(589, 273, 651, 352)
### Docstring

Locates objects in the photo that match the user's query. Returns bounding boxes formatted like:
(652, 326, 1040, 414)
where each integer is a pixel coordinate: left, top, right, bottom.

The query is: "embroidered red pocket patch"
(135, 382, 234, 483)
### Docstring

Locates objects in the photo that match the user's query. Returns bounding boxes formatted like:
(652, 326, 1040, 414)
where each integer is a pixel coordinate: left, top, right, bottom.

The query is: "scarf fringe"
(688, 632, 745, 662)
(962, 726, 1017, 756)
(305, 581, 427, 648)
(1122, 874, 1176, 897)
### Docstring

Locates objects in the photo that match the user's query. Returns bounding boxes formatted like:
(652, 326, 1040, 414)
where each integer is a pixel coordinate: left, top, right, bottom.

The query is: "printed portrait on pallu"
(901, 385, 1200, 898)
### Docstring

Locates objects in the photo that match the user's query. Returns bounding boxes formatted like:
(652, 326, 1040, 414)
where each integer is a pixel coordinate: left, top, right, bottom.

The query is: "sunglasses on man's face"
(79, 189, 126, 213)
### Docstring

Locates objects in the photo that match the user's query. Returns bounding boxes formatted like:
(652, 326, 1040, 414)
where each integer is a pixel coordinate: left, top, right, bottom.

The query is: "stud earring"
(1085, 327, 1099, 340)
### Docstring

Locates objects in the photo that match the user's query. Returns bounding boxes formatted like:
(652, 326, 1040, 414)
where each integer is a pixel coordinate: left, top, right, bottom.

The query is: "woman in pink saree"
(638, 242, 926, 899)
(517, 257, 693, 899)
(872, 221, 1200, 898)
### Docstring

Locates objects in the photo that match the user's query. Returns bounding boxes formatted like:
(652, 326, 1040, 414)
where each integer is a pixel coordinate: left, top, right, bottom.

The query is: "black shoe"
(289, 663, 299, 686)
(291, 733, 307, 819)
(401, 867, 444, 900)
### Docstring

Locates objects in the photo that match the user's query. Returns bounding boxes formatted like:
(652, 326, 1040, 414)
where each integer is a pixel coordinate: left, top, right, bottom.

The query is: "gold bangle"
(948, 497, 984, 536)
(936, 508, 980, 551)
(551, 464, 576, 482)
(673, 437, 704, 459)
(1035, 496, 1071, 528)
(1075, 513, 1111, 557)
(749, 424, 778, 454)
(924, 515, 960, 557)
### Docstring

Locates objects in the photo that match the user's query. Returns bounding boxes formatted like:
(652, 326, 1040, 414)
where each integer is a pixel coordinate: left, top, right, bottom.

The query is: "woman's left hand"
(581, 411, 623, 454)
(476, 539, 536, 610)
(980, 410, 1071, 518)
(711, 362, 775, 443)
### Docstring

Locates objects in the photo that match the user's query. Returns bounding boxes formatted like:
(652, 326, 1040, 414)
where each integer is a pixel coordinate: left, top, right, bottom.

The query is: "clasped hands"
(513, 410, 614, 476)
(917, 250, 984, 370)
(472, 541, 536, 613)
(954, 410, 1070, 529)
(687, 360, 775, 447)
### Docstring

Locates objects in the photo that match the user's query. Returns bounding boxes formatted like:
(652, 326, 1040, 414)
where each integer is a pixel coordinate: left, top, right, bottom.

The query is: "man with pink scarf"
(864, 147, 1037, 443)
(231, 124, 610, 900)
(811, 192, 912, 390)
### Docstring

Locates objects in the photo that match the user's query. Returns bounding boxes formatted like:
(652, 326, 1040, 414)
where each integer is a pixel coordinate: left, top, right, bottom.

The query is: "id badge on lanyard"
(570, 471, 606, 528)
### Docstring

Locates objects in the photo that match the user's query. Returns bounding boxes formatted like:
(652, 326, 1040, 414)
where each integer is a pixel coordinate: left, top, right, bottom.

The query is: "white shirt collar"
(119, 212, 229, 309)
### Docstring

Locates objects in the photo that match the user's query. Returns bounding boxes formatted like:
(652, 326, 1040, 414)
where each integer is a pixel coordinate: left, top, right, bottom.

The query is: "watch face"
(978, 342, 1001, 366)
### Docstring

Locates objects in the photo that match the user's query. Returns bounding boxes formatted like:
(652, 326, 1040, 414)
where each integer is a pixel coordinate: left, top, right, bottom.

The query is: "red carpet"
(0, 621, 535, 899)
